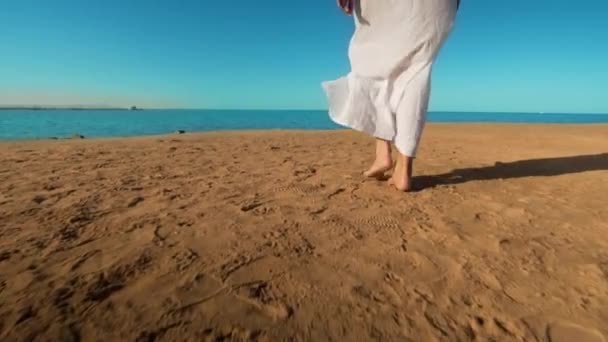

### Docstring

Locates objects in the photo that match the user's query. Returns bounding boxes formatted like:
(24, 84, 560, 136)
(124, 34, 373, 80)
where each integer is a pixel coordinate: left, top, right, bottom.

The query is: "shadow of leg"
(414, 153, 608, 190)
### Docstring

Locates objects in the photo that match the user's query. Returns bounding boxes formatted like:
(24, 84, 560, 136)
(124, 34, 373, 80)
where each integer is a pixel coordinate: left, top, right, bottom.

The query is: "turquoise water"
(1, 109, 607, 140)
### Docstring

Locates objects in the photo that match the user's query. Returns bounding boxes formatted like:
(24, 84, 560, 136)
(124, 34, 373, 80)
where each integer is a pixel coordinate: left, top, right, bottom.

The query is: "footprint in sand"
(32, 194, 46, 204)
(272, 183, 326, 196)
(0, 250, 12, 262)
(234, 281, 293, 321)
(353, 215, 401, 232)
(172, 248, 199, 271)
(70, 249, 101, 272)
(293, 166, 317, 179)
(127, 196, 144, 208)
(240, 201, 263, 212)
(464, 314, 528, 340)
(309, 206, 328, 215)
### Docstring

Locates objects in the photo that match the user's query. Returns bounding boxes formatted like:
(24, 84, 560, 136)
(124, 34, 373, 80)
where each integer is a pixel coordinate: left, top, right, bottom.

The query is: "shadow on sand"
(414, 153, 608, 191)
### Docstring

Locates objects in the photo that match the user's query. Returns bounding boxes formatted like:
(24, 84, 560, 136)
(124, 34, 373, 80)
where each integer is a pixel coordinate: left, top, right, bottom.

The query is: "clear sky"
(1, 0, 607, 113)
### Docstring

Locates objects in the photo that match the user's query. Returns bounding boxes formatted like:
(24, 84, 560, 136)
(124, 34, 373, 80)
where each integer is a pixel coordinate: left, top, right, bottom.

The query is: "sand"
(1, 124, 607, 341)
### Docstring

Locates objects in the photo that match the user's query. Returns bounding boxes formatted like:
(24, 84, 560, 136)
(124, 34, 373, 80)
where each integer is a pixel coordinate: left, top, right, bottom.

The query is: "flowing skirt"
(323, 0, 457, 156)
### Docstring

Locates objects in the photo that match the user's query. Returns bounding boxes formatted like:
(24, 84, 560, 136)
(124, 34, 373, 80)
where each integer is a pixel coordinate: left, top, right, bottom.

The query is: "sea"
(1, 109, 607, 140)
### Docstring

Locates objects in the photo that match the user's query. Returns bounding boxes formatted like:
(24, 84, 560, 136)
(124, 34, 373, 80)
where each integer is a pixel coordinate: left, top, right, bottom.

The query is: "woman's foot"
(363, 139, 393, 178)
(388, 154, 413, 191)
(363, 159, 393, 178)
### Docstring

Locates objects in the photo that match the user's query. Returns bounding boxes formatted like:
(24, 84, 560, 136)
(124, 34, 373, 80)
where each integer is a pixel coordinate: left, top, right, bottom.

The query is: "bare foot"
(363, 159, 393, 178)
(364, 139, 393, 178)
(388, 156, 413, 191)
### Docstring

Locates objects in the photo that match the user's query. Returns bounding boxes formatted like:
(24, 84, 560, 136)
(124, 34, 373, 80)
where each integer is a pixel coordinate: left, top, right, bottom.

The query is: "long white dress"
(323, 0, 457, 157)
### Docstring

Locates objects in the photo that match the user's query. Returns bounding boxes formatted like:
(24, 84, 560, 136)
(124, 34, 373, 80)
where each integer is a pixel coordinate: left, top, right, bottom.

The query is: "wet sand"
(1, 124, 607, 341)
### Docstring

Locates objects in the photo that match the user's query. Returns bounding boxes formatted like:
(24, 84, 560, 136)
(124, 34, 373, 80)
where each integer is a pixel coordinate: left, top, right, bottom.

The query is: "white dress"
(323, 0, 457, 157)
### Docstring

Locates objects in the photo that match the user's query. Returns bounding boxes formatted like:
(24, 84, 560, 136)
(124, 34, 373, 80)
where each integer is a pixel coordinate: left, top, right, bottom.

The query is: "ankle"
(375, 155, 393, 165)
(396, 156, 413, 177)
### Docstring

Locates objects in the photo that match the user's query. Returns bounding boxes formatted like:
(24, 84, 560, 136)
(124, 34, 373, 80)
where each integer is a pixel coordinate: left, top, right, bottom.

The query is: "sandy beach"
(1, 124, 607, 341)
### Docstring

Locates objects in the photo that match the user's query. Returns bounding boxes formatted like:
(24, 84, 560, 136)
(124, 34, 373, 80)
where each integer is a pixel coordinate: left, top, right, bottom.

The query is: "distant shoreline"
(1, 108, 607, 115)
(1, 123, 607, 143)
(0, 107, 139, 111)
(1, 110, 608, 141)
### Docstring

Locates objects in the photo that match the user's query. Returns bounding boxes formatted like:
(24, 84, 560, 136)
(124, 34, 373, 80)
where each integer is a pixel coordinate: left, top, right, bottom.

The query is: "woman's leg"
(388, 153, 414, 191)
(363, 138, 393, 178)
(389, 65, 433, 191)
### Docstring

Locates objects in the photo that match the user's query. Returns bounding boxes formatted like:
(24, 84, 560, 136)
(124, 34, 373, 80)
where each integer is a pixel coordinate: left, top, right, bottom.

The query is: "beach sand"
(1, 124, 607, 341)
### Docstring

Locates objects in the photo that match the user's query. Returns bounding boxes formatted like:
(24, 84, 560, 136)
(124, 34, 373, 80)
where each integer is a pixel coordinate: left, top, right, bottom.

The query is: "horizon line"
(0, 106, 606, 115)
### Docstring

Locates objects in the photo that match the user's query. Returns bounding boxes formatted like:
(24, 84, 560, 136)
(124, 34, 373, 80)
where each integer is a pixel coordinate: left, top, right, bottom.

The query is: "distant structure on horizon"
(130, 106, 141, 111)
(0, 105, 128, 111)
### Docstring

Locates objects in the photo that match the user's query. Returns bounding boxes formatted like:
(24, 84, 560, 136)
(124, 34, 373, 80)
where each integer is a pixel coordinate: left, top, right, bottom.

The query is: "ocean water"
(1, 109, 607, 140)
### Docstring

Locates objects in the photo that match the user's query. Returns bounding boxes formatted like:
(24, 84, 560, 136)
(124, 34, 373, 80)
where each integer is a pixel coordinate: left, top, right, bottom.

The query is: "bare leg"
(363, 139, 394, 178)
(388, 152, 413, 191)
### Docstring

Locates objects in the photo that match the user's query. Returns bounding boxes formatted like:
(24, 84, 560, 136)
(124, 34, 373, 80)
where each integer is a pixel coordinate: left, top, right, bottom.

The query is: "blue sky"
(1, 0, 607, 113)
